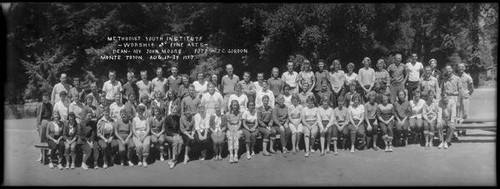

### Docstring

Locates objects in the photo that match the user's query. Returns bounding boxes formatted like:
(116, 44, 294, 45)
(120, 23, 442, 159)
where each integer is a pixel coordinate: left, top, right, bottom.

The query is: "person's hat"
(59, 91, 68, 96)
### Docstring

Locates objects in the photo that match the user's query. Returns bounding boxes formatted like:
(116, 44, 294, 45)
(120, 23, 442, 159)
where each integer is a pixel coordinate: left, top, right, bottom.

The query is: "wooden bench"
(455, 120, 496, 136)
(34, 143, 50, 164)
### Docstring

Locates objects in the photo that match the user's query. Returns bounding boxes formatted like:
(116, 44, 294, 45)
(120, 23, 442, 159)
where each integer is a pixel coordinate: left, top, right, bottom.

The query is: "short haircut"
(291, 94, 300, 102)
(141, 70, 147, 75)
(351, 93, 361, 102)
(109, 70, 116, 74)
(306, 95, 315, 103)
(234, 82, 242, 90)
(377, 59, 386, 68)
(412, 90, 421, 96)
(226, 64, 233, 69)
(347, 62, 355, 69)
(262, 95, 270, 100)
(272, 67, 279, 72)
(427, 90, 435, 97)
(243, 71, 251, 76)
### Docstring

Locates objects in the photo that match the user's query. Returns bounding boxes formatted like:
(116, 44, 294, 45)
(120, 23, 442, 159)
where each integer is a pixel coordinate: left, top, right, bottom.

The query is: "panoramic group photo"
(2, 2, 497, 186)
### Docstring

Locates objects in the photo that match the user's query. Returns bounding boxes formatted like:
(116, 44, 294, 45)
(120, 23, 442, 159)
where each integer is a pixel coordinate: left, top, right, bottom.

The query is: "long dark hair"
(230, 100, 240, 116)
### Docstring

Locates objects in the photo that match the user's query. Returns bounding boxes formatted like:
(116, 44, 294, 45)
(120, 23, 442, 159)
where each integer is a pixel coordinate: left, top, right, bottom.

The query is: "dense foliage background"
(5, 3, 498, 104)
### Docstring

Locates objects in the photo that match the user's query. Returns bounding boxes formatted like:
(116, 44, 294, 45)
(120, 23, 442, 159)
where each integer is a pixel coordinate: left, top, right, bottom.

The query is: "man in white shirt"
(102, 70, 123, 103)
(152, 67, 168, 98)
(456, 63, 474, 123)
(256, 81, 275, 109)
(136, 70, 152, 100)
(281, 61, 299, 95)
(254, 72, 265, 94)
(406, 53, 424, 100)
(357, 57, 376, 102)
(51, 73, 71, 105)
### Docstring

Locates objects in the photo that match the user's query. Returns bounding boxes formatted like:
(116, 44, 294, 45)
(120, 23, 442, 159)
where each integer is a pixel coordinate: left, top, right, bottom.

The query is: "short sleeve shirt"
(102, 80, 123, 101)
(221, 75, 240, 95)
(281, 71, 299, 88)
(167, 75, 182, 94)
(257, 106, 273, 124)
(349, 104, 365, 121)
(268, 77, 284, 96)
(459, 73, 473, 98)
(394, 101, 411, 118)
(378, 103, 394, 120)
(406, 62, 424, 82)
(152, 77, 168, 96)
(330, 70, 346, 89)
(409, 99, 426, 118)
(364, 102, 378, 119)
(388, 63, 406, 84)
(358, 67, 376, 86)
(136, 80, 152, 100)
(345, 73, 358, 86)
(443, 75, 461, 96)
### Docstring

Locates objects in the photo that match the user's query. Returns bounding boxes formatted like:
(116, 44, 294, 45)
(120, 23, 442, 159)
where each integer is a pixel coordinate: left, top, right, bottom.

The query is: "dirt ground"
(2, 87, 497, 186)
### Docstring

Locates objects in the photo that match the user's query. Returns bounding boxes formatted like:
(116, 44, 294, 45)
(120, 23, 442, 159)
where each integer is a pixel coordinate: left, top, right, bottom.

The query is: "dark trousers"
(47, 137, 64, 163)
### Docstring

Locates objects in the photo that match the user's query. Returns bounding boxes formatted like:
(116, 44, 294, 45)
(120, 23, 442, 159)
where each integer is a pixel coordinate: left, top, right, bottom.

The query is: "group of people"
(36, 52, 474, 171)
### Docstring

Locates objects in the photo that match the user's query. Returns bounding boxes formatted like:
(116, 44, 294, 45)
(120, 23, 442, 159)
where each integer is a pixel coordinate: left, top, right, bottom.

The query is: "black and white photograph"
(2, 2, 497, 186)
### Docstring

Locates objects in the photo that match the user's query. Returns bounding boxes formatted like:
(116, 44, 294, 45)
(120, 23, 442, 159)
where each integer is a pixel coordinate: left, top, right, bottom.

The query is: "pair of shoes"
(373, 146, 379, 151)
(70, 163, 75, 169)
(143, 161, 148, 168)
(49, 162, 54, 169)
(326, 149, 331, 154)
(200, 157, 205, 161)
(282, 148, 288, 154)
(58, 164, 64, 170)
(263, 151, 270, 156)
(128, 161, 134, 166)
(234, 156, 239, 163)
(183, 156, 189, 164)
(137, 162, 143, 167)
(251, 151, 255, 156)
(388, 146, 393, 152)
(443, 142, 449, 149)
(65, 164, 70, 169)
(229, 155, 234, 163)
(304, 152, 310, 157)
(385, 146, 389, 152)
(160, 156, 165, 162)
(103, 163, 108, 169)
(269, 149, 276, 154)
(320, 151, 325, 156)
(334, 150, 338, 155)
(94, 162, 99, 170)
(310, 149, 315, 153)
(169, 161, 175, 169)
(438, 142, 444, 149)
(246, 153, 251, 160)
(81, 163, 88, 170)
(350, 148, 355, 153)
